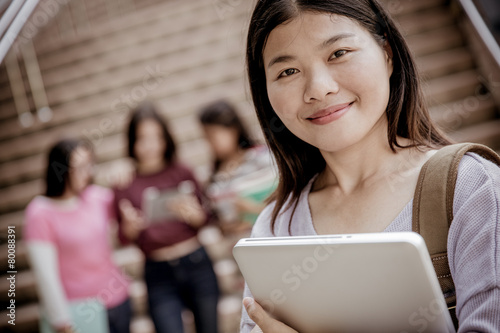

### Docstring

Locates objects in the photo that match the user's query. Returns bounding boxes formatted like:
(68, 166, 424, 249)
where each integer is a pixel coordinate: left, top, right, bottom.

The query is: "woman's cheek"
(268, 84, 299, 121)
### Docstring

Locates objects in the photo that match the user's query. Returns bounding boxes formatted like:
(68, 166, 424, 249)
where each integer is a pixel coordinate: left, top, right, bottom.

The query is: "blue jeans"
(144, 246, 219, 333)
(107, 298, 131, 333)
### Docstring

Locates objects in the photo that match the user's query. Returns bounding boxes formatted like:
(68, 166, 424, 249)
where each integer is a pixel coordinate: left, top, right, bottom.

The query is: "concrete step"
(382, 0, 448, 17)
(449, 119, 500, 149)
(417, 47, 474, 80)
(0, 79, 248, 189)
(44, 34, 244, 108)
(424, 70, 481, 106)
(113, 246, 145, 281)
(0, 154, 45, 188)
(0, 240, 30, 272)
(0, 179, 43, 215)
(0, 302, 39, 332)
(397, 6, 455, 36)
(36, 1, 250, 72)
(0, 55, 245, 164)
(407, 25, 464, 57)
(0, 294, 242, 333)
(39, 11, 248, 89)
(0, 270, 37, 304)
(0, 70, 245, 144)
(0, 0, 251, 121)
(34, 0, 212, 56)
(0, 13, 245, 106)
(0, 28, 245, 111)
(0, 211, 25, 237)
(430, 95, 497, 132)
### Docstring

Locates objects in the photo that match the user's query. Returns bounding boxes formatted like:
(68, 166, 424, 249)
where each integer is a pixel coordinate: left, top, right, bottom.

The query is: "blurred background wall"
(0, 0, 499, 332)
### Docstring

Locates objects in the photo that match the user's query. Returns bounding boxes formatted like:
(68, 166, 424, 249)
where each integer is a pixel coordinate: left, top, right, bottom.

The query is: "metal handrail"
(0, 0, 40, 64)
(459, 0, 500, 67)
(0, 1, 26, 40)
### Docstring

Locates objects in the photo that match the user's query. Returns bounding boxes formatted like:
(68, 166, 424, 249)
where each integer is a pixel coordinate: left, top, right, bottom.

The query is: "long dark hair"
(127, 101, 177, 163)
(198, 99, 255, 173)
(45, 138, 93, 197)
(246, 0, 451, 233)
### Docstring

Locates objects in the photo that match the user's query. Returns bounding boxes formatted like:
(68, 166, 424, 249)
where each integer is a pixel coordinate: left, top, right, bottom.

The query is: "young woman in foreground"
(240, 0, 500, 332)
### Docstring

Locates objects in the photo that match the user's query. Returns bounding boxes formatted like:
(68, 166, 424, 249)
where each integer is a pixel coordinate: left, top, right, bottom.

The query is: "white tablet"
(233, 232, 455, 333)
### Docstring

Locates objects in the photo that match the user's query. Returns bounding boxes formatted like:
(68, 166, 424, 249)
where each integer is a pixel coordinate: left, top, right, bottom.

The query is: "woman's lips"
(307, 102, 353, 125)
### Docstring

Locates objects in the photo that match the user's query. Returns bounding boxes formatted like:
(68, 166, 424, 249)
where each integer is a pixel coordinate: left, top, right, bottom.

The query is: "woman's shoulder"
(454, 152, 500, 202)
(24, 196, 58, 235)
(84, 184, 113, 197)
(449, 151, 500, 232)
(82, 184, 114, 205)
(252, 176, 317, 237)
(446, 152, 500, 327)
(252, 201, 278, 237)
(25, 196, 52, 217)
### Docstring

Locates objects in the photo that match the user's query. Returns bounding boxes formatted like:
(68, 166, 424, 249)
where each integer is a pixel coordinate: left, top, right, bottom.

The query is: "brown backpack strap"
(412, 143, 500, 329)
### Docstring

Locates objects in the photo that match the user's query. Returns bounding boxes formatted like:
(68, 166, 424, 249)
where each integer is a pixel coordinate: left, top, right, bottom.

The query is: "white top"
(240, 153, 500, 333)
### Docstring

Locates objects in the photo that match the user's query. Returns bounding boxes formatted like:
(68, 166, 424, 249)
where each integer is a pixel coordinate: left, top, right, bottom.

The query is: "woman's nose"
(303, 67, 340, 103)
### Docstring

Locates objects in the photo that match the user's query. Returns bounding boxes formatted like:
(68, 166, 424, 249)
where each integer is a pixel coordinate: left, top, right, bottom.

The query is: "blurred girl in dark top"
(113, 101, 219, 333)
(199, 100, 276, 233)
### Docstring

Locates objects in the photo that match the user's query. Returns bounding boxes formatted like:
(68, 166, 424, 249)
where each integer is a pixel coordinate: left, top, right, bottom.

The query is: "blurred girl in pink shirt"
(24, 139, 131, 333)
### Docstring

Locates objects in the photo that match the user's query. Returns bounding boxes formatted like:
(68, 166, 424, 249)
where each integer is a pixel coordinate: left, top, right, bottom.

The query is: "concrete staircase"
(0, 0, 499, 332)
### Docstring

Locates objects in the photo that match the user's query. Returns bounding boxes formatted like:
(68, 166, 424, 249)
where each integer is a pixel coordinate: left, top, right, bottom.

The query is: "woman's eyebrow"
(267, 55, 295, 69)
(267, 33, 356, 69)
(320, 33, 356, 49)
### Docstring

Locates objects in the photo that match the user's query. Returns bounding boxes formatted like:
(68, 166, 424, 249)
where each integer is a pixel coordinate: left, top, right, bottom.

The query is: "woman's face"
(263, 12, 393, 153)
(134, 119, 166, 164)
(203, 124, 240, 160)
(68, 146, 93, 194)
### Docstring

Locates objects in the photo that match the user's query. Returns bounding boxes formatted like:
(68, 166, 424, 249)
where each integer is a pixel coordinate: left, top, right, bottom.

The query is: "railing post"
(20, 39, 52, 123)
(5, 50, 34, 128)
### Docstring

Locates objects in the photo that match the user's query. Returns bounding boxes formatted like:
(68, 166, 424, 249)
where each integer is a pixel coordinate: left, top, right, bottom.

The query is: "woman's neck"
(47, 188, 80, 207)
(137, 159, 166, 175)
(316, 121, 411, 195)
(59, 192, 77, 200)
(218, 149, 245, 173)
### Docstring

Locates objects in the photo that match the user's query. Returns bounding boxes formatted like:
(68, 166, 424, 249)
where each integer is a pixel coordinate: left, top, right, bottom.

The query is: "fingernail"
(243, 297, 254, 310)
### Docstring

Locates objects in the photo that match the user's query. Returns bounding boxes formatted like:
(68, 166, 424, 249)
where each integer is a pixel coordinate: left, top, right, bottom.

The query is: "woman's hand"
(244, 297, 298, 333)
(55, 324, 76, 333)
(167, 195, 205, 227)
(118, 199, 148, 241)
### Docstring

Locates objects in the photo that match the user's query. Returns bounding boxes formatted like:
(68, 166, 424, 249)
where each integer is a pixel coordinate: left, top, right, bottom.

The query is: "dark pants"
(144, 246, 219, 333)
(107, 298, 132, 333)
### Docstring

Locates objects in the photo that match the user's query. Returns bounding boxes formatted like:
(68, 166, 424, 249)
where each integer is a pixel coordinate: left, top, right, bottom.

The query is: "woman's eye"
(330, 50, 348, 59)
(279, 68, 299, 78)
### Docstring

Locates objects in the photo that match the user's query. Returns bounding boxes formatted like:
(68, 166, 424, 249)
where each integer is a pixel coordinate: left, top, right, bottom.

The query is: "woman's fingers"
(250, 326, 264, 333)
(118, 198, 133, 215)
(119, 199, 146, 225)
(166, 195, 205, 226)
(243, 297, 298, 333)
(118, 199, 147, 240)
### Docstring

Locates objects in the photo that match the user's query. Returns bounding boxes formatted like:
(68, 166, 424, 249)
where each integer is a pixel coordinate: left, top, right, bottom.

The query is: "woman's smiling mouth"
(307, 102, 353, 125)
